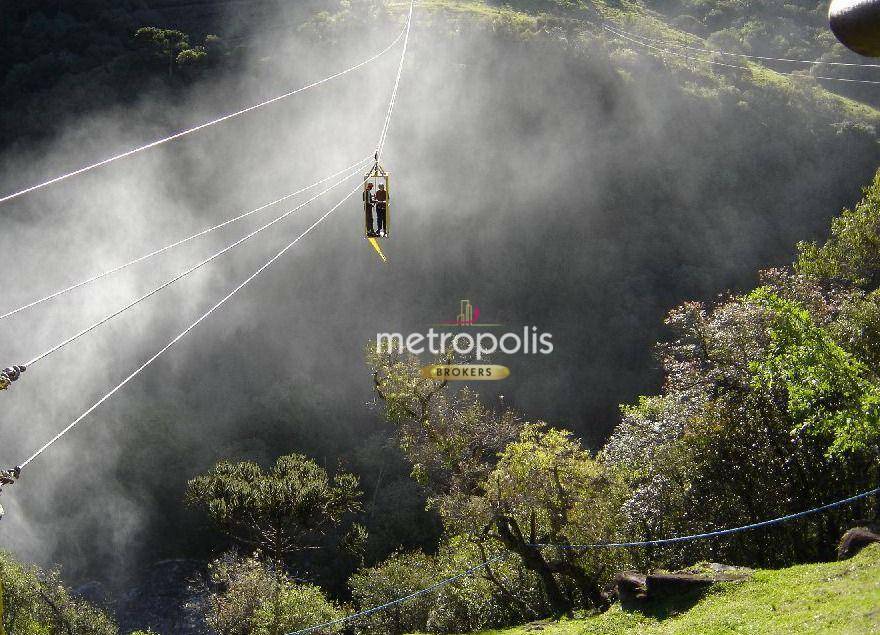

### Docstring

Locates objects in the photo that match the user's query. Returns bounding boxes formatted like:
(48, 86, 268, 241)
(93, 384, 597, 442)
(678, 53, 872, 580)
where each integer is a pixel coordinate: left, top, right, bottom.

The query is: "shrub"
(0, 551, 117, 635)
(251, 582, 343, 635)
(199, 551, 344, 635)
(349, 550, 438, 635)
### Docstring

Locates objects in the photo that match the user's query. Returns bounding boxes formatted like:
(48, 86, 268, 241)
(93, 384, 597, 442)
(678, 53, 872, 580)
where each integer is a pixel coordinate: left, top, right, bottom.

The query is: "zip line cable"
(0, 157, 373, 322)
(13, 0, 416, 471)
(604, 22, 880, 69)
(603, 24, 880, 85)
(18, 181, 363, 469)
(284, 485, 879, 635)
(604, 24, 755, 71)
(19, 164, 365, 369)
(0, 27, 407, 206)
(375, 0, 414, 159)
(605, 23, 880, 85)
(8, 0, 415, 371)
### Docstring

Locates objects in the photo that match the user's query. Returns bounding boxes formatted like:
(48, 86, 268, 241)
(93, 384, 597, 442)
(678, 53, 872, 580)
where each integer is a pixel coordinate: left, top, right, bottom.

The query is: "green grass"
(474, 544, 880, 635)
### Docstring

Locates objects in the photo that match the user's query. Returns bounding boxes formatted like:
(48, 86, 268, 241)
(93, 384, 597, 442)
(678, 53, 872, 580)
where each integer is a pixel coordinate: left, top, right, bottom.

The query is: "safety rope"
(0, 157, 373, 322)
(604, 24, 880, 86)
(605, 22, 880, 69)
(287, 556, 508, 635)
(9, 0, 416, 474)
(283, 485, 878, 635)
(529, 485, 880, 549)
(0, 27, 407, 206)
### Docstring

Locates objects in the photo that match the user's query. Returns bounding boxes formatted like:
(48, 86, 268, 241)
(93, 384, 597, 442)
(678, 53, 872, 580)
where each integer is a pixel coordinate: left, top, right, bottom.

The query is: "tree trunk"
(271, 581, 282, 635)
(548, 559, 609, 612)
(495, 516, 572, 617)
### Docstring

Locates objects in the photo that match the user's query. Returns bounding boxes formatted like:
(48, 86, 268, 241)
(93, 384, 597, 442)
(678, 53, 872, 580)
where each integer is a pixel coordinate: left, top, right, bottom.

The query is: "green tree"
(0, 551, 117, 635)
(749, 288, 880, 454)
(134, 27, 191, 77)
(202, 552, 277, 635)
(185, 453, 362, 563)
(176, 46, 207, 70)
(369, 351, 616, 616)
(478, 425, 620, 610)
(797, 168, 880, 291)
(604, 278, 880, 569)
(427, 538, 542, 634)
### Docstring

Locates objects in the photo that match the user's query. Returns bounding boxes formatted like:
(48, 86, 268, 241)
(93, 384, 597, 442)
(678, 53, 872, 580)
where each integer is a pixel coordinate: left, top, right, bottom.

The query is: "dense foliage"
(195, 551, 344, 635)
(0, 551, 117, 635)
(3, 2, 880, 633)
(352, 168, 880, 629)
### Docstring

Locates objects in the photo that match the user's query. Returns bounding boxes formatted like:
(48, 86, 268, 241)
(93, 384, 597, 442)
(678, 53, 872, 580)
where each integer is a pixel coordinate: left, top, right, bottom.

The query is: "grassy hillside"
(473, 544, 880, 635)
(390, 0, 880, 122)
(3, 0, 878, 149)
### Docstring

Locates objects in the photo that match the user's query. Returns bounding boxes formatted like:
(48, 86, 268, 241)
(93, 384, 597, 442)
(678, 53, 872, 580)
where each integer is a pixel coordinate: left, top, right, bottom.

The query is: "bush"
(0, 551, 117, 635)
(427, 539, 541, 634)
(251, 582, 343, 635)
(199, 551, 344, 635)
(349, 550, 438, 635)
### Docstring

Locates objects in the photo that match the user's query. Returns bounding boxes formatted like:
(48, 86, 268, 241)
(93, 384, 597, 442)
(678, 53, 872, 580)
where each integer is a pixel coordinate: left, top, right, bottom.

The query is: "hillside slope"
(393, 0, 880, 121)
(475, 544, 880, 635)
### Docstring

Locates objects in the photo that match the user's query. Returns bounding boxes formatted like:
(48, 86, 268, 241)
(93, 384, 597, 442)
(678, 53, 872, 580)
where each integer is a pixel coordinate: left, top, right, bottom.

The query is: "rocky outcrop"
(645, 572, 716, 599)
(615, 563, 752, 609)
(838, 527, 880, 560)
(614, 572, 647, 608)
(77, 559, 211, 635)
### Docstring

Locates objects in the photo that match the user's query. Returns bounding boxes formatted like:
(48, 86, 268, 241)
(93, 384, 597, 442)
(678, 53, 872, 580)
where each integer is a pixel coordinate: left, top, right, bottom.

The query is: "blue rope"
(285, 556, 507, 635)
(286, 486, 878, 634)
(529, 486, 880, 549)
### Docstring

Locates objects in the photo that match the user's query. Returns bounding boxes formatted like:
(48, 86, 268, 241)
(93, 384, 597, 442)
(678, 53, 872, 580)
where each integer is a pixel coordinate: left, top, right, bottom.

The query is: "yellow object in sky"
(367, 237, 388, 262)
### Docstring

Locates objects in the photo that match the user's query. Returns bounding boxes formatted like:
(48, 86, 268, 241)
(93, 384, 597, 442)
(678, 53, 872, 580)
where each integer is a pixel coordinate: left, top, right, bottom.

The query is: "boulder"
(614, 563, 752, 609)
(614, 571, 647, 607)
(679, 562, 753, 581)
(838, 527, 880, 560)
(646, 573, 716, 600)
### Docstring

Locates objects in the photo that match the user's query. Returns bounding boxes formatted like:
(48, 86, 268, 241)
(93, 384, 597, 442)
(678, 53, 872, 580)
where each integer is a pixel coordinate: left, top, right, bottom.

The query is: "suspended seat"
(364, 162, 390, 239)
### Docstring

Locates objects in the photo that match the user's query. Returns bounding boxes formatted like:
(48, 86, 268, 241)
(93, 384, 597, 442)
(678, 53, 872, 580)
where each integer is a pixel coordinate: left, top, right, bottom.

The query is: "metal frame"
(364, 162, 390, 239)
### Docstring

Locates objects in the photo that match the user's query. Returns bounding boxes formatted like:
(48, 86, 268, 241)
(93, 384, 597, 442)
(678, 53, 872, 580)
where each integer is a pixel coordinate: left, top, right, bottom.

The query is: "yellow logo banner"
(420, 365, 510, 381)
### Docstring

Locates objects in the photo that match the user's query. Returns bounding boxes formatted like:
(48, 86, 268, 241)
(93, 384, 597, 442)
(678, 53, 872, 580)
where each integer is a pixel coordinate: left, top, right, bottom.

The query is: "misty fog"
(0, 1, 877, 593)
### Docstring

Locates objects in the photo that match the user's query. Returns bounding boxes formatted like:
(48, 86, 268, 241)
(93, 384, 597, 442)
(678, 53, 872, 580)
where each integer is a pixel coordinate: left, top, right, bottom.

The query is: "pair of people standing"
(364, 182, 387, 237)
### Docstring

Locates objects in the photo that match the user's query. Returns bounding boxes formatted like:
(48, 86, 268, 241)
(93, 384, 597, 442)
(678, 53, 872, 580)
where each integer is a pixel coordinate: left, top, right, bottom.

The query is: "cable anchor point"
(0, 466, 22, 519)
(0, 365, 26, 391)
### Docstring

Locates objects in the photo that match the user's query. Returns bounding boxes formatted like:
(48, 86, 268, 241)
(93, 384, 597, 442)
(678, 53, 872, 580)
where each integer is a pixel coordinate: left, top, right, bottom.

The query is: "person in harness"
(364, 182, 376, 237)
(375, 183, 388, 237)
(0, 365, 26, 391)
